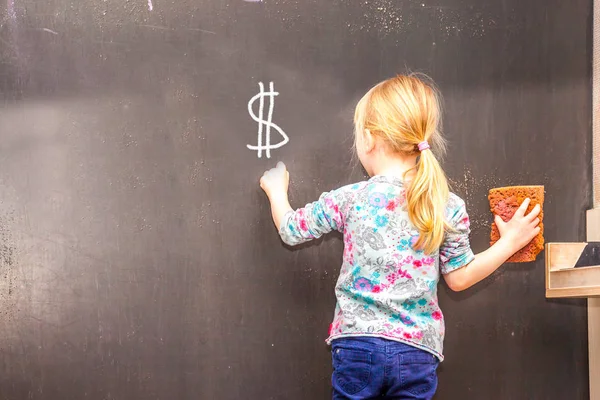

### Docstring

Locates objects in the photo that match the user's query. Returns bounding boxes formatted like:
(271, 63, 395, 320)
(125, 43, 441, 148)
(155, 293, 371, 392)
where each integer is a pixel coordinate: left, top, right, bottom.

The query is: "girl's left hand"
(495, 198, 541, 253)
(260, 162, 289, 199)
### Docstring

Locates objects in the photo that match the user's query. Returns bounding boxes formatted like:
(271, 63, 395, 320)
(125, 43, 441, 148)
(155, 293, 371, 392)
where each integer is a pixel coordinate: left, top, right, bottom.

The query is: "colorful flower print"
(375, 215, 389, 227)
(353, 277, 374, 292)
(369, 192, 388, 208)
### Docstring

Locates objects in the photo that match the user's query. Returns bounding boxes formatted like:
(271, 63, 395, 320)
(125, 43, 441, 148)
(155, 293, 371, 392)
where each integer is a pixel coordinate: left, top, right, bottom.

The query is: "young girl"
(259, 74, 541, 400)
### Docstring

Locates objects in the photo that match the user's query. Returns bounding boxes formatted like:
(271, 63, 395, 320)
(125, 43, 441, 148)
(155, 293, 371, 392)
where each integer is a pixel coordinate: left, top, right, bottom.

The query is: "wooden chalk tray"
(545, 242, 600, 298)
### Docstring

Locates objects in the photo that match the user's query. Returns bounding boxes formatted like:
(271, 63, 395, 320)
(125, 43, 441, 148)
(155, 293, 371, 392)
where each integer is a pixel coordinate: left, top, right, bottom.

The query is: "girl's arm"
(443, 199, 541, 292)
(260, 162, 292, 229)
(260, 162, 346, 246)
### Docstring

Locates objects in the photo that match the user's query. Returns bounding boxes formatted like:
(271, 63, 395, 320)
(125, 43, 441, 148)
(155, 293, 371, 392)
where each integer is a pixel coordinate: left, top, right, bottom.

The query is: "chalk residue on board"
(42, 28, 58, 35)
(348, 0, 413, 36)
(0, 212, 18, 323)
(7, 0, 16, 21)
(449, 168, 498, 232)
(351, 0, 500, 39)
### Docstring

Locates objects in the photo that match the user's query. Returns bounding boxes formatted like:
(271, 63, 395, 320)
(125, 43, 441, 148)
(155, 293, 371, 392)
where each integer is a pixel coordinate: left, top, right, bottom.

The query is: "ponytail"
(405, 149, 449, 254)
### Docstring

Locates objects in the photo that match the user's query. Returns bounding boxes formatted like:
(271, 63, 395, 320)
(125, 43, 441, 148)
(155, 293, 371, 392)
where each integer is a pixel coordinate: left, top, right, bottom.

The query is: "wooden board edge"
(551, 265, 600, 273)
(546, 287, 600, 298)
(587, 208, 600, 400)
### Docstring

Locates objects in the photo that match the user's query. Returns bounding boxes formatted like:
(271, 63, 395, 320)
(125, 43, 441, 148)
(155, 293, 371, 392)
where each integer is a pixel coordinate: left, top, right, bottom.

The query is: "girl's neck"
(370, 152, 419, 180)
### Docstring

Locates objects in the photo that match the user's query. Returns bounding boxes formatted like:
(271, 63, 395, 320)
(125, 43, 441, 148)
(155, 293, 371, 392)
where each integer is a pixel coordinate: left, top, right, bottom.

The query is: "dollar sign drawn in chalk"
(247, 82, 289, 159)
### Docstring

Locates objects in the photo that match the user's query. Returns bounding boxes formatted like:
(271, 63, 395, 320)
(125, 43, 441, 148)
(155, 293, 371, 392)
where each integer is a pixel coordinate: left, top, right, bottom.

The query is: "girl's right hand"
(260, 162, 290, 199)
(494, 198, 542, 253)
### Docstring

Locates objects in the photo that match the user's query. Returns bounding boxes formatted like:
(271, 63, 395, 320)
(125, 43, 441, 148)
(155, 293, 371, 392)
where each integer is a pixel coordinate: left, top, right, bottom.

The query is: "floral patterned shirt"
(279, 175, 474, 361)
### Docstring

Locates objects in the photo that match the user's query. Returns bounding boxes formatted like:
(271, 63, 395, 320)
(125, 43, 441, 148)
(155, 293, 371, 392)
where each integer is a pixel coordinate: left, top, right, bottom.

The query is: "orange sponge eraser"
(488, 185, 545, 263)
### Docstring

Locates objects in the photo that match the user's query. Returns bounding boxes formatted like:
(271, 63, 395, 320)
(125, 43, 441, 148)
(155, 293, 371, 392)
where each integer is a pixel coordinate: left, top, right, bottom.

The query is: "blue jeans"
(331, 337, 439, 399)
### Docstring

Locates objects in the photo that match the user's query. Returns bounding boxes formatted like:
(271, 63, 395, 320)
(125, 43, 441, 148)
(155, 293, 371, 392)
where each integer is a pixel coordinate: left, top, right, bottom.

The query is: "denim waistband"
(331, 336, 425, 354)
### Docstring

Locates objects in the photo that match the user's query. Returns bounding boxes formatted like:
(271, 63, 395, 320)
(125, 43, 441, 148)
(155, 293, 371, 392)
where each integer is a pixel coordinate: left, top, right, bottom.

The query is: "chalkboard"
(0, 0, 591, 399)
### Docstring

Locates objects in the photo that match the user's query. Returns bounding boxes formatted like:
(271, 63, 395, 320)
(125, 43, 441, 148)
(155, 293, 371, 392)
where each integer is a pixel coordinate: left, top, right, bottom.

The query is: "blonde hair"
(354, 74, 449, 254)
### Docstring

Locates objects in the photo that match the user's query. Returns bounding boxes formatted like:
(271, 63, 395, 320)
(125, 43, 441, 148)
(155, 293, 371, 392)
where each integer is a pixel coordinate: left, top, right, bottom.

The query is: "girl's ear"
(364, 129, 376, 153)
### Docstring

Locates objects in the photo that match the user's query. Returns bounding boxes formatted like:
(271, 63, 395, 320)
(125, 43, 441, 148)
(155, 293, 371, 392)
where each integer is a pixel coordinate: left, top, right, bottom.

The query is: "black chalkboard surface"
(0, 0, 591, 399)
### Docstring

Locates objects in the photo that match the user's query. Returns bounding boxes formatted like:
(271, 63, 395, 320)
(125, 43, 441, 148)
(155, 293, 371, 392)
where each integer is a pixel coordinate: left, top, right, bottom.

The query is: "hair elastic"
(418, 141, 430, 152)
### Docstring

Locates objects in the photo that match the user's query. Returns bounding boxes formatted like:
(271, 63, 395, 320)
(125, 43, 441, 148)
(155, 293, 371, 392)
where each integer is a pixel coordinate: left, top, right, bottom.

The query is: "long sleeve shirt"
(279, 175, 474, 361)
